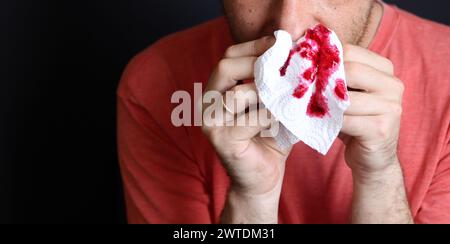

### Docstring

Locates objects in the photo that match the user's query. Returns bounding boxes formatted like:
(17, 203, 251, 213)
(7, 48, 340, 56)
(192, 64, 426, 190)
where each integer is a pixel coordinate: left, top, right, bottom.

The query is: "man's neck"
(358, 1, 384, 48)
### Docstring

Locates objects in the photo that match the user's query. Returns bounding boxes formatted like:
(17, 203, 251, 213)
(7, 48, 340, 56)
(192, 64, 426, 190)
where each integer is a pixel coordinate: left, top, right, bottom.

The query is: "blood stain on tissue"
(279, 49, 295, 76)
(279, 24, 343, 118)
(293, 83, 309, 99)
(334, 79, 348, 101)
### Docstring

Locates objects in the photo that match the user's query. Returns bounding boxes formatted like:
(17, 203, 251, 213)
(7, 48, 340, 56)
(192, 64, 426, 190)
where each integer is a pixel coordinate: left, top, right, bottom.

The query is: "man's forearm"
(221, 189, 280, 224)
(351, 158, 413, 224)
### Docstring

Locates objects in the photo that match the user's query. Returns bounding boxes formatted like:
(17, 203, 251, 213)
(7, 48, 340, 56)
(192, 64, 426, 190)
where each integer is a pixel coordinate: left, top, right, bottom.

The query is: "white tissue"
(254, 25, 350, 155)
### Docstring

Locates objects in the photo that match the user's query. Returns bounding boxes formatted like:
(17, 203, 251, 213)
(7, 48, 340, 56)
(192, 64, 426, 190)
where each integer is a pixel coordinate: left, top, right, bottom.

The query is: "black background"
(1, 0, 449, 224)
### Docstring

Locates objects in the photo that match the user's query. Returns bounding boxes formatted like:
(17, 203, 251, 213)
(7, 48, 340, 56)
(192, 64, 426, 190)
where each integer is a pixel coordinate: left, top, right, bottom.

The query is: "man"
(117, 0, 450, 224)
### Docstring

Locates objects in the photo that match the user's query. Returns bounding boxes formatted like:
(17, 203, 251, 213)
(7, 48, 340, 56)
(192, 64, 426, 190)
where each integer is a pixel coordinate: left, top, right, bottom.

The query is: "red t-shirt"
(117, 3, 450, 224)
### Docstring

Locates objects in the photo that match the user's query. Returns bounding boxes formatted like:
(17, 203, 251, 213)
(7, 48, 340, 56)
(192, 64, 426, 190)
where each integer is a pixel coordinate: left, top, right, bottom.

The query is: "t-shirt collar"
(368, 1, 400, 53)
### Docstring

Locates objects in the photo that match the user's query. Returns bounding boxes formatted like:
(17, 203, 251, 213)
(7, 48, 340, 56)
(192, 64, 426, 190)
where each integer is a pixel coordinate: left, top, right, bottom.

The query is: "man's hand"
(341, 44, 413, 224)
(201, 36, 291, 224)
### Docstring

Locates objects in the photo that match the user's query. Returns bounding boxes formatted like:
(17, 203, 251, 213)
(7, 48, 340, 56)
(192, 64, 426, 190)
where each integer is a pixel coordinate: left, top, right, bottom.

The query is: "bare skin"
(201, 0, 413, 224)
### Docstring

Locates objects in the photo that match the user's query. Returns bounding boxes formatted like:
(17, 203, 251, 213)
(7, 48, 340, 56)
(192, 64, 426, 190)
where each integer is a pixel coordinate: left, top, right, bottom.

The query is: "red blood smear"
(334, 79, 348, 101)
(279, 49, 295, 76)
(299, 42, 315, 60)
(279, 24, 342, 118)
(307, 91, 328, 116)
(293, 83, 309, 99)
(302, 68, 315, 81)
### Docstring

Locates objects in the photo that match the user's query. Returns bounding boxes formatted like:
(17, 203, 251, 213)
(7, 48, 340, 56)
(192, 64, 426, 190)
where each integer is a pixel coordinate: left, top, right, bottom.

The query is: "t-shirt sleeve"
(415, 131, 450, 224)
(117, 48, 212, 224)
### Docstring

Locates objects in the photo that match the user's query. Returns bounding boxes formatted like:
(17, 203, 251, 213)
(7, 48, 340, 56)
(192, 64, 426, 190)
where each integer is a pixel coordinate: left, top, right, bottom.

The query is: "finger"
(345, 92, 401, 116)
(223, 83, 259, 115)
(341, 115, 377, 138)
(345, 61, 401, 97)
(202, 93, 235, 126)
(338, 132, 351, 145)
(344, 44, 394, 75)
(224, 36, 275, 58)
(260, 137, 292, 156)
(225, 108, 274, 142)
(205, 57, 257, 93)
